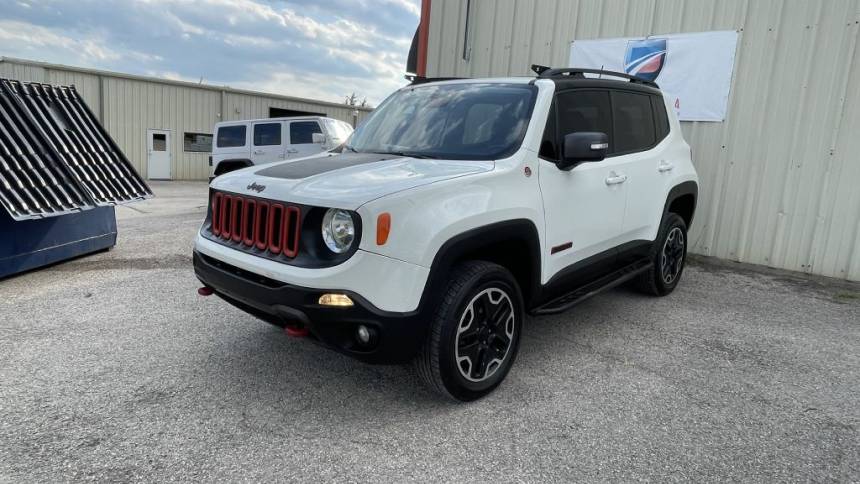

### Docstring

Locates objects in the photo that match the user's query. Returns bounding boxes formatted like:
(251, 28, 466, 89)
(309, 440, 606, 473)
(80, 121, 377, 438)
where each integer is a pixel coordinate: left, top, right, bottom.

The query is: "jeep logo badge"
(247, 182, 266, 193)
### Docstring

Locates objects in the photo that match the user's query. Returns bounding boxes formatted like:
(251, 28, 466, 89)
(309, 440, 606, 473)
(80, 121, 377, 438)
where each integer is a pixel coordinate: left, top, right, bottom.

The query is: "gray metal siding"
(0, 58, 372, 182)
(425, 0, 860, 280)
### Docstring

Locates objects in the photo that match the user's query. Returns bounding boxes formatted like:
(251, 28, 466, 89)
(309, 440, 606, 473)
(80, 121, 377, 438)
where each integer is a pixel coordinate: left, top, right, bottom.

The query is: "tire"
(414, 261, 524, 402)
(634, 213, 688, 296)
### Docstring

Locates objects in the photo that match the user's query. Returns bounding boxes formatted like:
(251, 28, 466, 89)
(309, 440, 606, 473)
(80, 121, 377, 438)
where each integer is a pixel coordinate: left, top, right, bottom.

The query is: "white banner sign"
(569, 30, 739, 122)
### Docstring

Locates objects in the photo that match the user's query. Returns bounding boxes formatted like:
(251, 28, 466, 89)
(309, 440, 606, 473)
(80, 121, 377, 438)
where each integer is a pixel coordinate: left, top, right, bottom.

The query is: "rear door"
(286, 120, 326, 158)
(611, 90, 668, 245)
(251, 121, 286, 165)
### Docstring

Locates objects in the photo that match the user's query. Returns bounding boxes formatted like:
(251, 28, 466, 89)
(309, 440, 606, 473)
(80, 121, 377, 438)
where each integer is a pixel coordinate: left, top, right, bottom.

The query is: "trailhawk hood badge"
(246, 182, 266, 193)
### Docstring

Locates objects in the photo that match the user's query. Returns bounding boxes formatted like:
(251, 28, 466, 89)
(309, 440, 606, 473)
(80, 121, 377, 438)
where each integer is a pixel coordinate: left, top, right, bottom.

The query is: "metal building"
(0, 57, 372, 182)
(414, 0, 860, 281)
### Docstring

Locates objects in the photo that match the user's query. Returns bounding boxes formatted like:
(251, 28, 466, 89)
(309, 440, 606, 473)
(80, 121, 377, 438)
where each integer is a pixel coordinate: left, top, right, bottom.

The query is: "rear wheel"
(635, 213, 688, 296)
(415, 261, 523, 401)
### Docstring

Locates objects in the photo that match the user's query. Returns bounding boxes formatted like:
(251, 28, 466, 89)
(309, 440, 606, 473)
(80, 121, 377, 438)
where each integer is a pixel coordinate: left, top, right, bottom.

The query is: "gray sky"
(0, 0, 421, 106)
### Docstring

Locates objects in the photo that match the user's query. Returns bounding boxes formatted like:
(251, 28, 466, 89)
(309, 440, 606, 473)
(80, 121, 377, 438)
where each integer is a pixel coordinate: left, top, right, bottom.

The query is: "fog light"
(357, 325, 371, 344)
(319, 293, 353, 307)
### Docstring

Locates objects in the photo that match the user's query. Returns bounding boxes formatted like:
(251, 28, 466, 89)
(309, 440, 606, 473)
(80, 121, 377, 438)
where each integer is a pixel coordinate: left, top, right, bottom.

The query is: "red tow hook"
(284, 325, 309, 338)
(197, 286, 214, 296)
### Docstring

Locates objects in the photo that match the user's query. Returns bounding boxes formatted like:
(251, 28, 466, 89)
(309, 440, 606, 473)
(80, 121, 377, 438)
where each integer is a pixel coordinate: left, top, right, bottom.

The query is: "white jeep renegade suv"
(193, 67, 698, 401)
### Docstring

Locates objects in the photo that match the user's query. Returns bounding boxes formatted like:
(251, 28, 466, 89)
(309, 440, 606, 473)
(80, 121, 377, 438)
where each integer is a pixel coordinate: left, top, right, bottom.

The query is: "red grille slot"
(231, 197, 243, 243)
(208, 191, 301, 259)
(211, 192, 223, 236)
(242, 199, 256, 246)
(268, 204, 284, 255)
(283, 206, 301, 258)
(255, 201, 269, 250)
(220, 195, 233, 239)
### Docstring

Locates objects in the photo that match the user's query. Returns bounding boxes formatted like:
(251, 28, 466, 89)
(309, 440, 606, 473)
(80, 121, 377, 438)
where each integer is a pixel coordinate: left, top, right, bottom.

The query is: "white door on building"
(147, 129, 171, 180)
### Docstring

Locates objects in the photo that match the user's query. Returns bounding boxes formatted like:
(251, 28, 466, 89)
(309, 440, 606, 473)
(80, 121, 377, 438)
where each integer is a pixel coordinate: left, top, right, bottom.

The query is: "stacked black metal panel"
(0, 79, 151, 221)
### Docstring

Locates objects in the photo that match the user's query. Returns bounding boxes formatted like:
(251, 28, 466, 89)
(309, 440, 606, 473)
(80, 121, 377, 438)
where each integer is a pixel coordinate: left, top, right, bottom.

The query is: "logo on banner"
(624, 38, 667, 81)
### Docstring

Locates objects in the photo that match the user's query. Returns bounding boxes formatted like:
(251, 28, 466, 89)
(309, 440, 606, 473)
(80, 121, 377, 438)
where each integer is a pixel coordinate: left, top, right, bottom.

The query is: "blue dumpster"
(0, 78, 151, 278)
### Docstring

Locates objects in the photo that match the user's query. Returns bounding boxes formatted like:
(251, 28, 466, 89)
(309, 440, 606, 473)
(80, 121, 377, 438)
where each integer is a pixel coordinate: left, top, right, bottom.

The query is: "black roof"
(0, 79, 152, 221)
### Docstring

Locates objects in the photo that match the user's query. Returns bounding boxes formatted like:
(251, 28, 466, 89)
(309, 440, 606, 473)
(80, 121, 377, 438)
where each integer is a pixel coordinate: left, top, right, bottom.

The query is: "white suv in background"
(194, 67, 698, 401)
(210, 116, 353, 177)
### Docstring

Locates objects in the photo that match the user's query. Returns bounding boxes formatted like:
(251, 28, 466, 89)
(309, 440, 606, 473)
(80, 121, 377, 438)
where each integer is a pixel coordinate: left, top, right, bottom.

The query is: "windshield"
(346, 83, 537, 160)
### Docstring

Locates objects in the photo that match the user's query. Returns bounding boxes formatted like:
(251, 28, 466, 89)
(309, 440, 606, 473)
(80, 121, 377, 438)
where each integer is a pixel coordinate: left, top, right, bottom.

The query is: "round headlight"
(321, 208, 356, 254)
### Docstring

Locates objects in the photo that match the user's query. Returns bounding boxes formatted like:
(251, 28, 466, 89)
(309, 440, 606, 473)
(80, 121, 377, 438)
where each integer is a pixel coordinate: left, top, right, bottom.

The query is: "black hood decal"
(255, 152, 401, 180)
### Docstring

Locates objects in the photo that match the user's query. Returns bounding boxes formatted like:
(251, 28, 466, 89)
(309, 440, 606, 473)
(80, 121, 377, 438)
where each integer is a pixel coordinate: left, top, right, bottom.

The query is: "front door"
(146, 129, 171, 179)
(538, 90, 628, 282)
(286, 120, 326, 158)
(251, 121, 286, 165)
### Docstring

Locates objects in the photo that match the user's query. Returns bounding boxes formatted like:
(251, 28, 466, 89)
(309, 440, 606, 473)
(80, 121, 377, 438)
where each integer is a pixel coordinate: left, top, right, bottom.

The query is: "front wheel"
(415, 261, 524, 401)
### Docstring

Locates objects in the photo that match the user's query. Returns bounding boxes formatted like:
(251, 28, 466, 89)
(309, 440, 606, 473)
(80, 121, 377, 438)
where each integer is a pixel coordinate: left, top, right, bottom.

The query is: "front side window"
(346, 83, 537, 160)
(253, 123, 282, 146)
(290, 121, 323, 144)
(556, 90, 613, 152)
(216, 125, 246, 148)
(611, 91, 656, 153)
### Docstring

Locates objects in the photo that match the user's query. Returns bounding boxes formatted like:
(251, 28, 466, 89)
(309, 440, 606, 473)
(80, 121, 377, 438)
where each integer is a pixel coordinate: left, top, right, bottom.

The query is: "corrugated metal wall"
(425, 0, 860, 281)
(0, 58, 372, 181)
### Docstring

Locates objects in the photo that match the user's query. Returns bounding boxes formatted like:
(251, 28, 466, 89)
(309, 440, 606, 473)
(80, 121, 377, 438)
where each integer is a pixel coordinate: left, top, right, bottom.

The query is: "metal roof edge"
(0, 56, 374, 112)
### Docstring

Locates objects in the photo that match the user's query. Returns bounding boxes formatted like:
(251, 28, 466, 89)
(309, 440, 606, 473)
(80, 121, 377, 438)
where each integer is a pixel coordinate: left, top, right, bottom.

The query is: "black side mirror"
(558, 132, 609, 170)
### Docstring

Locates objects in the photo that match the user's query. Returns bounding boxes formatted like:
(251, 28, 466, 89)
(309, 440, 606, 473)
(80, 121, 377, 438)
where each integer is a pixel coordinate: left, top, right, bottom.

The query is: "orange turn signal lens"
(376, 213, 391, 245)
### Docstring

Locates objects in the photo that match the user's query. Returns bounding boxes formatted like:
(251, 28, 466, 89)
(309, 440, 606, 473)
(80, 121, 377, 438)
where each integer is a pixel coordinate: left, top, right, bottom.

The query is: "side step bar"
(531, 259, 653, 315)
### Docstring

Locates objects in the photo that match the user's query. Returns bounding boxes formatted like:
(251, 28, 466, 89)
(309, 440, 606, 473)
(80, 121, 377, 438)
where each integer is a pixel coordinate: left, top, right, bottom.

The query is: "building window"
(183, 132, 213, 152)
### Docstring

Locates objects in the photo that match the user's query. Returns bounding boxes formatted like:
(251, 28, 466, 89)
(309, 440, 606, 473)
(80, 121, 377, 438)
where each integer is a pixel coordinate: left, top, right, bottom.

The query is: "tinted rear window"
(611, 91, 656, 153)
(216, 125, 246, 148)
(253, 123, 282, 146)
(652, 95, 670, 142)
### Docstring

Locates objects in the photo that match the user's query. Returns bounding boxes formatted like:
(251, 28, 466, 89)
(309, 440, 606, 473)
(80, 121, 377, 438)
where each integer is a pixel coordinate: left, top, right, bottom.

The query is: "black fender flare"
(662, 180, 698, 227)
(418, 219, 543, 311)
(213, 158, 253, 176)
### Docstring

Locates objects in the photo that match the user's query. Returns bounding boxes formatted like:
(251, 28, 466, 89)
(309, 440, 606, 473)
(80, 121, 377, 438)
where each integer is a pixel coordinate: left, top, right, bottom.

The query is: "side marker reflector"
(198, 286, 214, 296)
(285, 325, 309, 337)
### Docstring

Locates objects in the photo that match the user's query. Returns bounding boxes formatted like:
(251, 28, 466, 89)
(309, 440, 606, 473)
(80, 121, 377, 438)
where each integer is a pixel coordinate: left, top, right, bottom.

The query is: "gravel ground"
(1, 181, 858, 482)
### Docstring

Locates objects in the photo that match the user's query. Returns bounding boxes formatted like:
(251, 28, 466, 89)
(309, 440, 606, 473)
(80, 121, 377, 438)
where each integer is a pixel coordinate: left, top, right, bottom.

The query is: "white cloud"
(0, 20, 120, 62)
(0, 0, 420, 105)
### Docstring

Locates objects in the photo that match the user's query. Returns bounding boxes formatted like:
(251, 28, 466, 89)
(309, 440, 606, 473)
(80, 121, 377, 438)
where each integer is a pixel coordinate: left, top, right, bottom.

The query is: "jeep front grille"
(209, 191, 301, 258)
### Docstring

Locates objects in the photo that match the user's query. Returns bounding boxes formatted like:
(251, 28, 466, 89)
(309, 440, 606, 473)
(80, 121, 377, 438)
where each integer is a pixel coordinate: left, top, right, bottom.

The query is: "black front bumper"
(193, 251, 429, 364)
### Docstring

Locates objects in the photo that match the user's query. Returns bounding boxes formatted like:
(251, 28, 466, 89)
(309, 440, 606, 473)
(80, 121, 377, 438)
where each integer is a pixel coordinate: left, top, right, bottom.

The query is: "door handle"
(253, 149, 265, 155)
(286, 148, 299, 154)
(658, 160, 674, 172)
(605, 172, 627, 185)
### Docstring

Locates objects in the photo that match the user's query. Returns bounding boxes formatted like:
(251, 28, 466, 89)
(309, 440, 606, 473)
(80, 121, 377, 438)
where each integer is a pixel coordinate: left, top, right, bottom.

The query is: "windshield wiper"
(374, 151, 439, 159)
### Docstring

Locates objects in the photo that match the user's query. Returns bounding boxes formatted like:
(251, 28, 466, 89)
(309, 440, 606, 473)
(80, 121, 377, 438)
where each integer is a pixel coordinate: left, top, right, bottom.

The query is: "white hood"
(211, 152, 494, 209)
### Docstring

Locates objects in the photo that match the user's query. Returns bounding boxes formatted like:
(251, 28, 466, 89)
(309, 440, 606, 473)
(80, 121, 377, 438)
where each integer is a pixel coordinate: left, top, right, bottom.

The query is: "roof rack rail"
(532, 65, 659, 88)
(404, 74, 466, 85)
